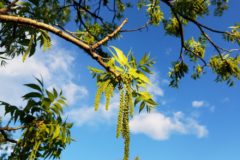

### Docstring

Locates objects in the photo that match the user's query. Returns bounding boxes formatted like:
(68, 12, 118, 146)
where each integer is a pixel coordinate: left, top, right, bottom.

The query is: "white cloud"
(130, 111, 208, 140)
(0, 41, 88, 107)
(64, 94, 120, 127)
(62, 83, 88, 105)
(192, 100, 205, 108)
(66, 94, 208, 140)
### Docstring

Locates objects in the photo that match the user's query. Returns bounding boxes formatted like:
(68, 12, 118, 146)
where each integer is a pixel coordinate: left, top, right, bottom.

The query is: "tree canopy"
(0, 0, 239, 160)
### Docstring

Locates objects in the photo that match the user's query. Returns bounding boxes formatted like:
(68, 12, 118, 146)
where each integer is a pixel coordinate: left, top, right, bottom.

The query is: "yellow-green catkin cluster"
(116, 89, 124, 138)
(122, 88, 130, 160)
(126, 81, 133, 117)
(94, 75, 134, 160)
(105, 83, 114, 110)
(94, 79, 112, 111)
(116, 77, 133, 160)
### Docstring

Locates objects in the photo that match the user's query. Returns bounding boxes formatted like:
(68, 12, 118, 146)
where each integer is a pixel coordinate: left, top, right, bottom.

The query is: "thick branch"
(0, 14, 126, 78)
(0, 14, 90, 49)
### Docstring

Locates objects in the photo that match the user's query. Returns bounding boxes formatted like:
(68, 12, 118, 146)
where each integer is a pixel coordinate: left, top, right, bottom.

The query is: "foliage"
(0, 118, 13, 160)
(0, 78, 72, 160)
(0, 0, 240, 159)
(89, 47, 157, 160)
(209, 54, 240, 86)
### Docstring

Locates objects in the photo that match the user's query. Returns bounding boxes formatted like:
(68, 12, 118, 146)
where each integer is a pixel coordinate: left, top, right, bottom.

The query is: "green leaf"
(139, 91, 152, 100)
(139, 101, 145, 113)
(139, 53, 149, 66)
(46, 90, 55, 101)
(146, 99, 158, 106)
(140, 66, 152, 74)
(53, 125, 60, 139)
(109, 46, 128, 66)
(24, 83, 42, 93)
(22, 34, 34, 62)
(128, 67, 151, 84)
(137, 73, 151, 85)
(41, 30, 51, 52)
(88, 66, 105, 74)
(22, 92, 42, 100)
(134, 97, 141, 106)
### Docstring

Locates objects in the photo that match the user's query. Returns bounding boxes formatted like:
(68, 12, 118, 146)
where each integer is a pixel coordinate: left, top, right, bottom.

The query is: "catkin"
(105, 83, 114, 110)
(126, 82, 133, 117)
(94, 80, 110, 111)
(122, 89, 130, 160)
(94, 83, 103, 111)
(116, 89, 124, 138)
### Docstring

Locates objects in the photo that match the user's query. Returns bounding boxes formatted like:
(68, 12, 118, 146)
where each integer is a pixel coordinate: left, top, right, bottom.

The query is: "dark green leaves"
(169, 61, 188, 88)
(211, 0, 229, 16)
(172, 0, 210, 19)
(0, 78, 72, 160)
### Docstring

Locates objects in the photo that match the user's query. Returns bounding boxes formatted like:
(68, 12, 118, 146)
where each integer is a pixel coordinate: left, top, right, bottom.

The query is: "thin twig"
(0, 126, 25, 131)
(92, 18, 128, 49)
(0, 130, 17, 143)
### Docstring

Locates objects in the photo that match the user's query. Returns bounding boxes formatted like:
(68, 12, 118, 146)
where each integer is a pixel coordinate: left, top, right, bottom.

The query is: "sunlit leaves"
(0, 78, 72, 160)
(209, 55, 240, 86)
(89, 46, 157, 160)
(110, 46, 128, 66)
(191, 64, 203, 80)
(39, 30, 51, 52)
(224, 24, 240, 46)
(163, 17, 181, 36)
(147, 3, 164, 25)
(172, 0, 210, 19)
(184, 37, 206, 61)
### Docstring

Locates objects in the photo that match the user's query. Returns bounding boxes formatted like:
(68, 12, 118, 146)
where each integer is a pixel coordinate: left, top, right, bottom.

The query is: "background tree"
(0, 0, 239, 160)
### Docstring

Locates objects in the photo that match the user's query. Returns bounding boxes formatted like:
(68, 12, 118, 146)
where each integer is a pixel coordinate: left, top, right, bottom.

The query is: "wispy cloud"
(130, 111, 208, 140)
(147, 71, 164, 97)
(221, 97, 230, 103)
(192, 100, 205, 108)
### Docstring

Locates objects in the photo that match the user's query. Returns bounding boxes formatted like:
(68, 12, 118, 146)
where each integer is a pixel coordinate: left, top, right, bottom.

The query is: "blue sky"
(1, 1, 240, 160)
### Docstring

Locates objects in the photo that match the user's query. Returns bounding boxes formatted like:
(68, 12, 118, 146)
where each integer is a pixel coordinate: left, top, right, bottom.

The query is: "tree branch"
(120, 21, 150, 33)
(0, 130, 17, 143)
(92, 18, 128, 49)
(0, 14, 127, 78)
(197, 25, 224, 60)
(168, 3, 185, 61)
(0, 126, 25, 131)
